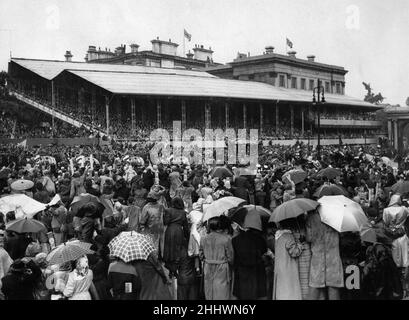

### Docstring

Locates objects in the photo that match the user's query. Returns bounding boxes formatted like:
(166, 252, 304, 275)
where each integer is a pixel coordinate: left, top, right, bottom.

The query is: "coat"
(200, 231, 234, 300)
(273, 230, 303, 300)
(232, 229, 267, 299)
(63, 269, 94, 300)
(139, 202, 165, 253)
(306, 212, 344, 288)
(163, 208, 189, 264)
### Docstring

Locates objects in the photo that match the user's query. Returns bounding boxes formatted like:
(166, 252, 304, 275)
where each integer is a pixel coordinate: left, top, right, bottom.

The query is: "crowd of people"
(1, 137, 409, 300)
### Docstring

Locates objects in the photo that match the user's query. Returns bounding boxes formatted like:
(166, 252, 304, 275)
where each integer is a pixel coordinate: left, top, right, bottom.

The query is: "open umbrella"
(317, 195, 368, 233)
(70, 193, 105, 216)
(10, 179, 34, 191)
(391, 181, 409, 195)
(360, 223, 377, 244)
(229, 205, 271, 231)
(6, 217, 46, 233)
(202, 196, 246, 222)
(270, 198, 319, 223)
(46, 240, 94, 265)
(282, 169, 307, 185)
(313, 184, 349, 198)
(317, 167, 342, 180)
(108, 231, 156, 263)
(0, 194, 47, 218)
(210, 166, 233, 179)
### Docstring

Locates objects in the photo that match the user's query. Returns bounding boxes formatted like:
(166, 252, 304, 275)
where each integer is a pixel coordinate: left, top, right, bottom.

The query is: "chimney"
(307, 55, 316, 62)
(186, 51, 194, 59)
(130, 43, 139, 53)
(265, 46, 274, 54)
(64, 50, 73, 62)
(287, 50, 297, 58)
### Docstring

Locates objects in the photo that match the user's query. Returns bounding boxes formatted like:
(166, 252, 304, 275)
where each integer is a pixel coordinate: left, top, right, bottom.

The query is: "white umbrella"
(0, 194, 47, 218)
(317, 195, 368, 232)
(202, 196, 246, 222)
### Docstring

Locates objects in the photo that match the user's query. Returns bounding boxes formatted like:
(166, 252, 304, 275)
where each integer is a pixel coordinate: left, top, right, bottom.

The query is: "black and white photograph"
(0, 0, 408, 309)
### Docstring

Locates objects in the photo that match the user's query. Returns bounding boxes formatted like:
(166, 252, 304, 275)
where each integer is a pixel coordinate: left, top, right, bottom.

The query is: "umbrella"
(6, 217, 46, 233)
(391, 181, 409, 195)
(235, 167, 257, 176)
(46, 240, 94, 265)
(229, 205, 271, 231)
(360, 223, 377, 244)
(317, 167, 342, 180)
(210, 166, 233, 179)
(282, 169, 307, 185)
(0, 194, 47, 218)
(270, 198, 319, 223)
(202, 196, 246, 222)
(70, 193, 105, 216)
(313, 184, 349, 198)
(10, 179, 34, 191)
(317, 195, 368, 233)
(108, 231, 156, 263)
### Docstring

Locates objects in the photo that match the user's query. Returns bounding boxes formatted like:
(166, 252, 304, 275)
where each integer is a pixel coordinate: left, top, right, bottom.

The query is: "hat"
(11, 179, 34, 191)
(388, 194, 402, 207)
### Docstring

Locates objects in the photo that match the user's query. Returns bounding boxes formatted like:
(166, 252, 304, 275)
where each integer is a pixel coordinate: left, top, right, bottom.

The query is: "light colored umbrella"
(47, 240, 94, 265)
(270, 198, 319, 223)
(10, 179, 34, 191)
(317, 195, 368, 233)
(391, 181, 409, 194)
(6, 217, 46, 233)
(202, 196, 246, 222)
(0, 194, 47, 218)
(108, 231, 156, 262)
(282, 169, 307, 184)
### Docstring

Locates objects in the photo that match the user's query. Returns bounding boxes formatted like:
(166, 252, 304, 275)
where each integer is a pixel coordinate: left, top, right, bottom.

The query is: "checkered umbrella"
(46, 240, 94, 265)
(108, 231, 156, 262)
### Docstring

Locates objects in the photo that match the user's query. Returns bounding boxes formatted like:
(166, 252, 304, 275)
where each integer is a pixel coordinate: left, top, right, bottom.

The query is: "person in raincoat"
(306, 211, 344, 300)
(199, 217, 234, 300)
(63, 256, 97, 300)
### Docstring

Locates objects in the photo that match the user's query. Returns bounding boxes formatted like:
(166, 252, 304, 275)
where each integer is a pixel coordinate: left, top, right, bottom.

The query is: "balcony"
(315, 118, 383, 128)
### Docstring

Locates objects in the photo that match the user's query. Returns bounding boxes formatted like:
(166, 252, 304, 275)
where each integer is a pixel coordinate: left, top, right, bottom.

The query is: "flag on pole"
(286, 38, 293, 49)
(184, 29, 192, 42)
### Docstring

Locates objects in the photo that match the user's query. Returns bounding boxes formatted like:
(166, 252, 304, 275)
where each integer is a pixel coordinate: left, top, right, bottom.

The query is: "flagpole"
(183, 29, 185, 57)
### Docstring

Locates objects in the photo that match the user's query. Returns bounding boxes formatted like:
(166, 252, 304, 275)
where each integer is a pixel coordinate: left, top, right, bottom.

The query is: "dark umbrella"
(313, 184, 349, 198)
(270, 198, 319, 223)
(282, 169, 307, 185)
(317, 167, 342, 180)
(6, 217, 46, 233)
(70, 193, 105, 216)
(210, 166, 233, 179)
(229, 205, 271, 229)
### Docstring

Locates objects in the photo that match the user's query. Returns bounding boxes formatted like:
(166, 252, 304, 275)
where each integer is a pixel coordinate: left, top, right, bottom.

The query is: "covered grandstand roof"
(11, 58, 379, 108)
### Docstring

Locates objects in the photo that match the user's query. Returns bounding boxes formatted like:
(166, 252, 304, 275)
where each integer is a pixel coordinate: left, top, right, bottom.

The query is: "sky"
(0, 0, 408, 105)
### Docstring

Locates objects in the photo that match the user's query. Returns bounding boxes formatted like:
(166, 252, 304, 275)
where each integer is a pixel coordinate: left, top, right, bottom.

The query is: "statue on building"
(362, 82, 385, 104)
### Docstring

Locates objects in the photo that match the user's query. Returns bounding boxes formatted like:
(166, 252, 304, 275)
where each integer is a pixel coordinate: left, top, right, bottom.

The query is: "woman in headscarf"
(199, 217, 234, 300)
(63, 256, 97, 300)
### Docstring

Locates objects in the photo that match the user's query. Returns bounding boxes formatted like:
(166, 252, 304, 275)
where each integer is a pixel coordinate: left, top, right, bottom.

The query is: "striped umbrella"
(46, 240, 94, 265)
(108, 231, 156, 262)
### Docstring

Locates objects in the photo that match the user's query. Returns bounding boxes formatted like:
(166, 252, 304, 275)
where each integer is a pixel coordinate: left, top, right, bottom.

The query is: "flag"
(17, 139, 27, 148)
(286, 38, 293, 49)
(184, 29, 192, 42)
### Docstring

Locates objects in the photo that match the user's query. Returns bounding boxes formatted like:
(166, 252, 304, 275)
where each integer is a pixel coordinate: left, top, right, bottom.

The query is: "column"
(275, 102, 279, 135)
(225, 102, 229, 129)
(387, 120, 392, 145)
(91, 89, 96, 125)
(259, 103, 263, 134)
(105, 96, 110, 136)
(290, 104, 294, 138)
(157, 100, 162, 128)
(243, 103, 247, 128)
(51, 80, 55, 138)
(394, 120, 398, 149)
(131, 97, 136, 135)
(181, 100, 186, 130)
(205, 102, 211, 129)
(301, 107, 304, 137)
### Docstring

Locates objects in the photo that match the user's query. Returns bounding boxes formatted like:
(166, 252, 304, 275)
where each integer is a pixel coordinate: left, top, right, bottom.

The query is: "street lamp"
(312, 79, 325, 160)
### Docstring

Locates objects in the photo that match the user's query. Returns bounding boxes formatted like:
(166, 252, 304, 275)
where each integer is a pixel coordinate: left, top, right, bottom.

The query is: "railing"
(315, 118, 383, 127)
(9, 90, 107, 137)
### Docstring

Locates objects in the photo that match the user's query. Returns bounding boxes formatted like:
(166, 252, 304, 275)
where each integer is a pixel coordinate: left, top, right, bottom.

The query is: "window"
(279, 75, 285, 87)
(291, 77, 297, 89)
(336, 83, 341, 94)
(309, 79, 314, 90)
(301, 78, 306, 90)
(249, 74, 254, 80)
(325, 82, 330, 93)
